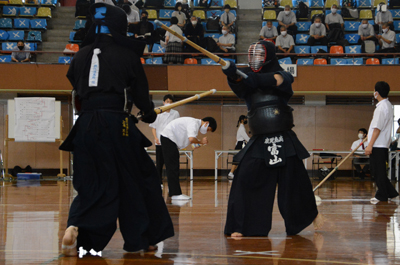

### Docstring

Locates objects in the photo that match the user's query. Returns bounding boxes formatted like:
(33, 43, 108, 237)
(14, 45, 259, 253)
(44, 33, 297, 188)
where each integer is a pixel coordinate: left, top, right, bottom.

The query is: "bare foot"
(147, 245, 158, 252)
(62, 226, 78, 256)
(313, 232, 324, 251)
(231, 232, 243, 238)
(313, 213, 325, 230)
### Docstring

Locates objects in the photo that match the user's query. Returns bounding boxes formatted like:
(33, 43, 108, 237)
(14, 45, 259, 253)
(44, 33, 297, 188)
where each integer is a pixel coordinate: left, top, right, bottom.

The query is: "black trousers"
(370, 148, 399, 201)
(67, 111, 174, 252)
(156, 144, 164, 184)
(160, 136, 182, 196)
(307, 36, 329, 46)
(225, 152, 318, 236)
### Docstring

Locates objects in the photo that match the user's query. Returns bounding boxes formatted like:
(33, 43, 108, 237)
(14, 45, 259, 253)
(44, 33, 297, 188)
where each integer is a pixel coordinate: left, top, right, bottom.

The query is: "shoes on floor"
(370, 197, 380, 204)
(171, 194, 191, 200)
(171, 200, 189, 206)
(227, 172, 234, 180)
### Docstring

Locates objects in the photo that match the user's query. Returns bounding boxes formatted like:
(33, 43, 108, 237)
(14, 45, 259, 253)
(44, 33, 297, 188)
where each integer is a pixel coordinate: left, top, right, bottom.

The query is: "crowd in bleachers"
(262, 0, 400, 65)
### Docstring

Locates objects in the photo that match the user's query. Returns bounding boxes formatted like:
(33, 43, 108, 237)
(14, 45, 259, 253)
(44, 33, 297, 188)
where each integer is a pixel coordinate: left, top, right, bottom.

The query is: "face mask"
(244, 120, 248, 125)
(281, 31, 287, 36)
(362, 23, 368, 29)
(284, 10, 290, 15)
(315, 23, 321, 27)
(164, 102, 171, 106)
(200, 123, 209, 134)
(18, 45, 24, 50)
(382, 28, 388, 33)
(191, 21, 197, 26)
(222, 30, 228, 35)
(225, 9, 229, 13)
(374, 91, 379, 99)
(267, 26, 272, 30)
(358, 133, 364, 139)
(331, 8, 337, 13)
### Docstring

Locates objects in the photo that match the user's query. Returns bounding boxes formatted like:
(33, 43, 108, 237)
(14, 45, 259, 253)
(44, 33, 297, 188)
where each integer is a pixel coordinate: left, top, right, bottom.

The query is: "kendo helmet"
(248, 40, 277, 72)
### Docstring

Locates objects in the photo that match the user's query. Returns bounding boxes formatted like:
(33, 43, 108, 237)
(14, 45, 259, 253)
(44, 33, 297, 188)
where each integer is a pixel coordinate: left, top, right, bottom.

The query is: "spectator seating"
(145, 57, 163, 64)
(394, 21, 400, 31)
(73, 20, 86, 31)
(69, 31, 79, 43)
(372, 0, 386, 7)
(344, 21, 360, 31)
(156, 20, 171, 28)
(262, 21, 279, 28)
(0, 18, 13, 29)
(147, 9, 157, 19)
(64, 43, 79, 54)
(159, 9, 173, 19)
(19, 6, 37, 17)
(2, 42, 17, 52)
(280, 0, 293, 8)
(164, 0, 176, 8)
(345, 34, 360, 44)
(205, 33, 221, 39)
(325, 10, 341, 15)
(207, 10, 221, 17)
(152, 43, 165, 53)
(310, 10, 323, 18)
(25, 0, 40, 6)
(201, 58, 218, 64)
(382, 58, 399, 64)
(295, 45, 311, 54)
(331, 58, 348, 65)
(325, 0, 339, 8)
(10, 0, 23, 5)
(27, 30, 42, 42)
(0, 30, 9, 41)
(296, 34, 310, 44)
(263, 10, 276, 20)
(30, 19, 47, 30)
(297, 58, 314, 65)
(0, 55, 12, 62)
(8, 30, 24, 41)
(359, 10, 373, 19)
(311, 45, 328, 53)
(278, 57, 292, 64)
(193, 10, 206, 20)
(24, 42, 37, 50)
(37, 7, 52, 18)
(314, 58, 327, 64)
(396, 33, 400, 43)
(346, 58, 363, 64)
(40, 0, 57, 7)
(3, 6, 20, 17)
(58, 56, 71, 64)
(309, 0, 324, 8)
(296, 21, 312, 32)
(14, 18, 30, 29)
(224, 0, 237, 9)
(345, 45, 362, 54)
(357, 0, 371, 8)
(392, 9, 400, 19)
(210, 0, 223, 8)
(366, 58, 380, 64)
(330, 45, 344, 54)
(184, 58, 198, 64)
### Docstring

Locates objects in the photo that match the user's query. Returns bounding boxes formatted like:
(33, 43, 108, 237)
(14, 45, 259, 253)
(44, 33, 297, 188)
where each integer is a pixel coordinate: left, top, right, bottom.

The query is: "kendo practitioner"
(221, 40, 324, 238)
(60, 3, 174, 256)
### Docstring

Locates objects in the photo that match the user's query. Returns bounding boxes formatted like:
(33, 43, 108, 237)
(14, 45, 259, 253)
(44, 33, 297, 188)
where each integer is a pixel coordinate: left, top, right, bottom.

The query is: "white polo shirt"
(368, 98, 393, 148)
(149, 109, 180, 145)
(351, 138, 369, 152)
(236, 124, 250, 142)
(161, 117, 201, 149)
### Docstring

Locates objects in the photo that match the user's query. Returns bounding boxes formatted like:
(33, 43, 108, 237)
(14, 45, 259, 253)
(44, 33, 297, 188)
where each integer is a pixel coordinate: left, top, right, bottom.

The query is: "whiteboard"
(7, 99, 61, 141)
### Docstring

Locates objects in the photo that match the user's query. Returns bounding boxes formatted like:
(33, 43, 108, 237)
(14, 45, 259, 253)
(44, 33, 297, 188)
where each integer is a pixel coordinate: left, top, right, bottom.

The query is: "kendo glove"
(221, 61, 239, 80)
(242, 72, 277, 91)
(139, 109, 157, 123)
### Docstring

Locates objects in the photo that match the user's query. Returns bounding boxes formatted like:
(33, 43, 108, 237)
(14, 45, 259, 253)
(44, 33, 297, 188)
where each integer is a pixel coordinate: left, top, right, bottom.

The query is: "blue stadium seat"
(2, 42, 17, 51)
(152, 43, 165, 53)
(204, 33, 221, 39)
(344, 21, 360, 31)
(278, 57, 292, 64)
(201, 58, 218, 64)
(164, 0, 176, 7)
(27, 31, 41, 42)
(311, 45, 328, 53)
(297, 58, 314, 65)
(346, 58, 363, 65)
(392, 9, 400, 19)
(30, 19, 47, 30)
(330, 58, 348, 65)
(368, 20, 374, 25)
(0, 55, 12, 62)
(8, 30, 24, 41)
(294, 45, 311, 54)
(24, 42, 37, 51)
(0, 18, 13, 29)
(73, 19, 86, 31)
(3, 6, 20, 17)
(296, 21, 312, 32)
(210, 0, 223, 7)
(344, 34, 360, 44)
(296, 34, 310, 44)
(19, 6, 37, 17)
(382, 58, 399, 64)
(394, 21, 400, 31)
(262, 21, 279, 28)
(309, 0, 324, 8)
(325, 10, 342, 15)
(207, 10, 222, 17)
(0, 30, 9, 41)
(145, 57, 163, 64)
(14, 19, 30, 29)
(156, 20, 171, 28)
(58, 56, 71, 64)
(345, 45, 361, 54)
(159, 9, 173, 19)
(40, 0, 57, 7)
(357, 0, 371, 7)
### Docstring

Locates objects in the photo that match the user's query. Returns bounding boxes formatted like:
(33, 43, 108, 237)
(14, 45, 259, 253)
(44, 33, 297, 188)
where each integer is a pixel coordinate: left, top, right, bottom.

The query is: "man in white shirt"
(365, 81, 399, 203)
(259, 21, 278, 41)
(275, 26, 295, 54)
(357, 19, 378, 46)
(307, 17, 328, 46)
(277, 5, 297, 36)
(220, 4, 236, 32)
(161, 117, 217, 200)
(218, 26, 235, 53)
(350, 128, 370, 179)
(375, 3, 393, 32)
(325, 4, 344, 30)
(149, 94, 180, 184)
(376, 23, 396, 53)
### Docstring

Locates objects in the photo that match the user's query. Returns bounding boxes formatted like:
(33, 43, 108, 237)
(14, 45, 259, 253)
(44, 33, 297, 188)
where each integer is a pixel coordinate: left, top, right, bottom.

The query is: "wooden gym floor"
(0, 178, 400, 265)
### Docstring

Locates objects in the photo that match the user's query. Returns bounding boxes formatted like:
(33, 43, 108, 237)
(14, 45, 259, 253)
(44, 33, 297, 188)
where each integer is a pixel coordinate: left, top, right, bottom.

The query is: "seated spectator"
(350, 128, 370, 180)
(133, 11, 154, 51)
(259, 21, 278, 42)
(11, 41, 30, 63)
(172, 2, 187, 28)
(122, 4, 139, 25)
(184, 16, 204, 50)
(217, 26, 235, 53)
(277, 5, 297, 37)
(307, 17, 328, 46)
(180, 0, 191, 20)
(275, 26, 295, 54)
(376, 23, 397, 53)
(164, 17, 184, 64)
(358, 19, 378, 46)
(325, 4, 344, 30)
(220, 4, 236, 32)
(375, 3, 393, 32)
